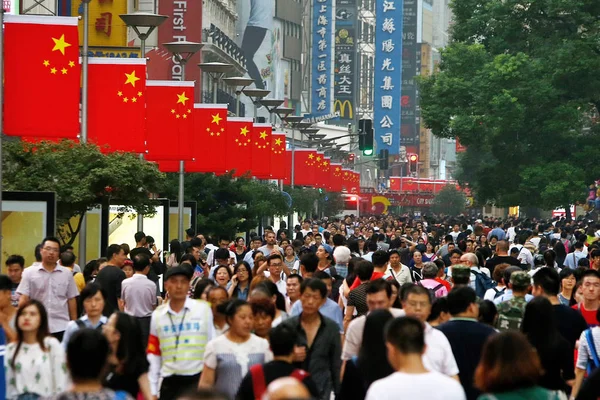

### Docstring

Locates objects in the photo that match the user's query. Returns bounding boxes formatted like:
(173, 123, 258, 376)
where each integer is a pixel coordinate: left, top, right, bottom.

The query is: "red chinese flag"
(88, 59, 146, 153)
(320, 157, 332, 190)
(390, 176, 401, 191)
(270, 133, 287, 179)
(156, 160, 180, 173)
(330, 163, 343, 192)
(341, 169, 352, 191)
(226, 117, 253, 177)
(294, 149, 318, 186)
(4, 15, 81, 138)
(145, 81, 194, 161)
(251, 123, 273, 179)
(186, 104, 228, 173)
(350, 172, 361, 194)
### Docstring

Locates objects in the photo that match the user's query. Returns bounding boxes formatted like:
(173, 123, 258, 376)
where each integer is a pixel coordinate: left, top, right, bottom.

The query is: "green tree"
(284, 187, 344, 218)
(161, 172, 289, 238)
(419, 0, 600, 211)
(431, 185, 467, 216)
(3, 139, 166, 245)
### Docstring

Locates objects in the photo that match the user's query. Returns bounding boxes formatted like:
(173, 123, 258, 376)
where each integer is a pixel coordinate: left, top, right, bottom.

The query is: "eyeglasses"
(43, 247, 60, 253)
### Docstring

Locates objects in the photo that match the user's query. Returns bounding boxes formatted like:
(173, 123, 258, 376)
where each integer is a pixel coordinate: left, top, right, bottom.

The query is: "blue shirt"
(493, 289, 533, 305)
(290, 298, 344, 333)
(62, 314, 108, 349)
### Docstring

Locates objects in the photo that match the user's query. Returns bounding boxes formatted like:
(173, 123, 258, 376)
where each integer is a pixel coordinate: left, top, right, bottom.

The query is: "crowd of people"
(3, 214, 600, 400)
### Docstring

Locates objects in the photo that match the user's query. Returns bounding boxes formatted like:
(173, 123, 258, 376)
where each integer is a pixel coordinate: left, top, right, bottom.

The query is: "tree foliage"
(3, 140, 166, 245)
(432, 185, 467, 216)
(285, 187, 344, 218)
(419, 0, 600, 210)
(161, 172, 290, 238)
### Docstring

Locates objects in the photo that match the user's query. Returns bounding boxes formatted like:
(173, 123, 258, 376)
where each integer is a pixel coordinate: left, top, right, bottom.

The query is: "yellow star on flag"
(61, 68, 67, 74)
(69, 61, 75, 68)
(137, 91, 143, 97)
(211, 113, 222, 125)
(176, 115, 180, 119)
(50, 67, 57, 74)
(335, 167, 340, 171)
(176, 91, 189, 105)
(274, 138, 282, 146)
(124, 70, 140, 87)
(316, 156, 321, 162)
(259, 131, 268, 140)
(123, 97, 129, 103)
(240, 126, 249, 136)
(187, 109, 191, 114)
(132, 97, 137, 103)
(171, 109, 176, 114)
(43, 60, 50, 67)
(308, 154, 314, 159)
(323, 161, 329, 166)
(117, 91, 123, 97)
(182, 114, 187, 119)
(52, 34, 71, 55)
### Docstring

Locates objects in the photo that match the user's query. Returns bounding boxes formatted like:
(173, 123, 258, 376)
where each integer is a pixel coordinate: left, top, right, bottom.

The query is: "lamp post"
(260, 99, 284, 125)
(223, 77, 254, 116)
(120, 12, 168, 232)
(198, 62, 234, 103)
(119, 13, 168, 58)
(242, 89, 270, 121)
(163, 41, 202, 242)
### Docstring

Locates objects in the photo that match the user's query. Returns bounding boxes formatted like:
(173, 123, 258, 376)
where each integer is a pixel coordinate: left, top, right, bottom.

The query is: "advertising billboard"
(400, 0, 419, 151)
(71, 0, 127, 47)
(374, 0, 404, 155)
(333, 0, 357, 123)
(309, 0, 335, 118)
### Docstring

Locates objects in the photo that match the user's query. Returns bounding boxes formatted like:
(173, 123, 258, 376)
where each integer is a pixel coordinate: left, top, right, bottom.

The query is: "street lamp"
(198, 62, 234, 103)
(163, 41, 202, 242)
(223, 77, 255, 116)
(120, 13, 168, 58)
(242, 88, 270, 120)
(260, 99, 285, 125)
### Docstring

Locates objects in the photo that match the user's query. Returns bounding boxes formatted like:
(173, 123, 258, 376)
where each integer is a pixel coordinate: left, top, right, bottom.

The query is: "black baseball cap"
(165, 266, 193, 281)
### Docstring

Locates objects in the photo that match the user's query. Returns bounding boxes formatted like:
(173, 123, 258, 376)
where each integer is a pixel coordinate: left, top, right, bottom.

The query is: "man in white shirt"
(564, 241, 587, 269)
(206, 237, 236, 268)
(365, 317, 466, 400)
(121, 253, 157, 345)
(509, 240, 534, 269)
(459, 253, 490, 292)
(401, 285, 460, 379)
(383, 250, 412, 285)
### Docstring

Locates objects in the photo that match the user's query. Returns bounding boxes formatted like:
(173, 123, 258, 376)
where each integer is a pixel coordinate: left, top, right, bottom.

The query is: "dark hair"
(269, 324, 298, 357)
(132, 254, 151, 272)
(582, 269, 600, 281)
(212, 265, 233, 282)
(12, 299, 50, 369)
(67, 328, 110, 382)
(106, 244, 123, 261)
(428, 297, 449, 322)
(531, 267, 560, 296)
(111, 312, 149, 375)
(59, 251, 76, 267)
(80, 282, 106, 305)
(366, 240, 378, 252)
(333, 234, 346, 246)
(250, 297, 276, 319)
(41, 236, 61, 250)
(401, 284, 431, 304)
(180, 253, 197, 268)
(286, 273, 303, 284)
(214, 248, 230, 261)
(478, 300, 498, 326)
(267, 253, 283, 265)
(169, 239, 183, 263)
(356, 260, 375, 281)
(358, 309, 395, 386)
(34, 244, 43, 262)
(447, 286, 477, 315)
(193, 279, 215, 300)
(146, 236, 155, 245)
(120, 243, 130, 256)
(385, 316, 425, 354)
(5, 255, 24, 268)
(371, 250, 389, 267)
(134, 231, 146, 243)
(83, 259, 100, 283)
(503, 266, 521, 286)
(314, 271, 333, 281)
(300, 253, 319, 274)
(474, 332, 542, 393)
(521, 296, 562, 357)
(185, 228, 195, 238)
(300, 278, 327, 299)
(233, 261, 253, 285)
(366, 279, 392, 298)
(256, 280, 286, 311)
(216, 299, 250, 324)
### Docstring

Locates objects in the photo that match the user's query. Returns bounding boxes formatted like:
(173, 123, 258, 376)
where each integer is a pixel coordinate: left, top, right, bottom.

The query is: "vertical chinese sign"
(333, 0, 357, 123)
(311, 0, 334, 117)
(374, 0, 404, 155)
(401, 0, 419, 152)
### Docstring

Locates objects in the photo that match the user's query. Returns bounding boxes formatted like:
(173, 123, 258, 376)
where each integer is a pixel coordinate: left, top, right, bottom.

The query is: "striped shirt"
(147, 298, 215, 395)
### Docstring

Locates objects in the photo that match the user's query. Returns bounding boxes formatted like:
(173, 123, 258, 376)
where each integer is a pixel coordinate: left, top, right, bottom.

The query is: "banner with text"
(333, 0, 357, 123)
(311, 0, 334, 117)
(400, 0, 419, 150)
(374, 0, 404, 155)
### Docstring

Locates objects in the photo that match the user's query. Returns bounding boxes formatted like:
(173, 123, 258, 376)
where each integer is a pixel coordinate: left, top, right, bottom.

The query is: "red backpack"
(249, 364, 309, 399)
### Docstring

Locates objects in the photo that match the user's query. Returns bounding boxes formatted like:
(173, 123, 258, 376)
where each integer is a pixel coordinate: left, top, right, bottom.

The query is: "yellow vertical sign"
(72, 0, 128, 47)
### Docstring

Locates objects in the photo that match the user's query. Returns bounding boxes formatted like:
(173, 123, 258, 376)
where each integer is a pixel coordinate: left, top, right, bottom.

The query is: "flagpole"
(0, 8, 5, 261)
(79, 0, 91, 266)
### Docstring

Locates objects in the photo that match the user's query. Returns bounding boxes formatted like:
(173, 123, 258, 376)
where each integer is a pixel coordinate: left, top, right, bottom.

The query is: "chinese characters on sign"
(374, 0, 404, 155)
(311, 0, 334, 116)
(334, 0, 357, 122)
(400, 0, 419, 148)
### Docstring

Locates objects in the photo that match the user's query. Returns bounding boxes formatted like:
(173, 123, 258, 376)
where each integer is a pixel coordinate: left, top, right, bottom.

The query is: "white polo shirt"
(422, 323, 460, 377)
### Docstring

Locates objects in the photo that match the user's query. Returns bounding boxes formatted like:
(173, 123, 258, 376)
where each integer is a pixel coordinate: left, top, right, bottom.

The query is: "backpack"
(472, 270, 496, 298)
(75, 319, 104, 330)
(417, 281, 444, 302)
(249, 363, 309, 399)
(492, 286, 506, 299)
(496, 297, 527, 332)
(586, 328, 600, 375)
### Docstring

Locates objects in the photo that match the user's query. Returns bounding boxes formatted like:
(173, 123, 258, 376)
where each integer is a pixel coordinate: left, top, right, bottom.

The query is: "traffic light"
(348, 153, 355, 164)
(358, 119, 373, 156)
(409, 153, 418, 174)
(379, 149, 389, 170)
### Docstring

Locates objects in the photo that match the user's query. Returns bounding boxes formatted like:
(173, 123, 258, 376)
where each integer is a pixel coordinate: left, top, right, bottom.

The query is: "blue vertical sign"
(374, 0, 404, 155)
(311, 0, 334, 117)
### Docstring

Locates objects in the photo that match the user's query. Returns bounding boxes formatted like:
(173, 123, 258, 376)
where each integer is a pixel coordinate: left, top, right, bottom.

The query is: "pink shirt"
(418, 278, 449, 298)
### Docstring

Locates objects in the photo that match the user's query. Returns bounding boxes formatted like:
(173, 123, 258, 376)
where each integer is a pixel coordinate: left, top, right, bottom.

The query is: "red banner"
(330, 163, 344, 192)
(4, 15, 80, 138)
(226, 117, 253, 177)
(88, 58, 146, 153)
(251, 123, 272, 179)
(294, 149, 319, 186)
(145, 81, 194, 161)
(186, 104, 229, 173)
(270, 133, 287, 180)
(389, 176, 401, 191)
